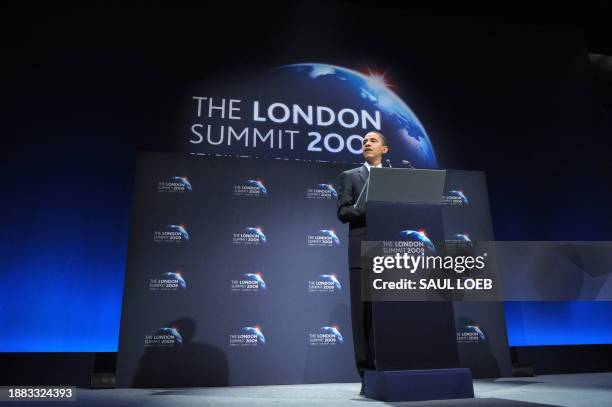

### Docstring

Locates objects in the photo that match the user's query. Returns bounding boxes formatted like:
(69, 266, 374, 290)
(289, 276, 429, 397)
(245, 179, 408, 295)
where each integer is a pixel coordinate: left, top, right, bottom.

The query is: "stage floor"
(6, 372, 611, 407)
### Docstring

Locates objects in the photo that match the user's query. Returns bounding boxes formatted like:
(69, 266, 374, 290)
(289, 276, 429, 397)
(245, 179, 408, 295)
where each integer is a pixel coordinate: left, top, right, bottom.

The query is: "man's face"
(362, 132, 388, 163)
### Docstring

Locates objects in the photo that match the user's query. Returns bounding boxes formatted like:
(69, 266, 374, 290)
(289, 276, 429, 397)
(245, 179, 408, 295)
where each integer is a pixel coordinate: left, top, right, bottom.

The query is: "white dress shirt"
(364, 162, 383, 173)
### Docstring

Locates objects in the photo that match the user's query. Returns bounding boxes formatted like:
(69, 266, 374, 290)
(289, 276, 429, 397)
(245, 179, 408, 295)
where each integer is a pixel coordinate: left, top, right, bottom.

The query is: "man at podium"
(337, 131, 389, 394)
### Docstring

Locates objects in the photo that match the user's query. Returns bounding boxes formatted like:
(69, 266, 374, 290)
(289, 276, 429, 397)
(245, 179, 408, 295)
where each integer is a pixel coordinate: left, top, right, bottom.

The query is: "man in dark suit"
(337, 131, 389, 395)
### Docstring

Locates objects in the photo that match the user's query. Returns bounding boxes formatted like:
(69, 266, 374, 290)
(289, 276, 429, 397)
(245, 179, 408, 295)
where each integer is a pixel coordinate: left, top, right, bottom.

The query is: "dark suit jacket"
(337, 164, 369, 229)
(337, 165, 369, 268)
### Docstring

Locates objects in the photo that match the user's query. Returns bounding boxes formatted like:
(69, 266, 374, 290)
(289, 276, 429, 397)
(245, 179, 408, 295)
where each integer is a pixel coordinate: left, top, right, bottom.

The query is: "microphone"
(401, 160, 414, 169)
(385, 159, 393, 168)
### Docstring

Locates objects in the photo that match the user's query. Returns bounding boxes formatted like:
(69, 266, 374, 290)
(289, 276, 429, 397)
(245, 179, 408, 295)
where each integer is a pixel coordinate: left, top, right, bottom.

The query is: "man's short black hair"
(364, 131, 388, 146)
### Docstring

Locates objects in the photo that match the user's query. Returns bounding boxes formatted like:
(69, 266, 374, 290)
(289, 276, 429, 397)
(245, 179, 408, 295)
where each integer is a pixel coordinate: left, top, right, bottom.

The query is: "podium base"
(364, 368, 474, 402)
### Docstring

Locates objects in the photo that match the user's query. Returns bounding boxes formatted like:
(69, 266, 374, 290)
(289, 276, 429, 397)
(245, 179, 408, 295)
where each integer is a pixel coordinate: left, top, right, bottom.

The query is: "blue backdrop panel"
(505, 301, 612, 346)
(116, 152, 358, 386)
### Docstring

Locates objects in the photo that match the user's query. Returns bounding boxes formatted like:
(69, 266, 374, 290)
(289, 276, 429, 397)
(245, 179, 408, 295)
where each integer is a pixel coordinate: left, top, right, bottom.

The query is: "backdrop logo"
(230, 326, 266, 346)
(231, 272, 267, 292)
(309, 325, 344, 346)
(306, 183, 338, 200)
(157, 176, 192, 193)
(233, 227, 267, 245)
(186, 63, 437, 168)
(154, 224, 190, 243)
(452, 233, 471, 242)
(446, 233, 473, 252)
(144, 327, 183, 347)
(398, 229, 435, 254)
(308, 274, 342, 293)
(307, 229, 340, 247)
(149, 271, 187, 291)
(442, 190, 469, 206)
(234, 179, 268, 197)
(456, 325, 486, 343)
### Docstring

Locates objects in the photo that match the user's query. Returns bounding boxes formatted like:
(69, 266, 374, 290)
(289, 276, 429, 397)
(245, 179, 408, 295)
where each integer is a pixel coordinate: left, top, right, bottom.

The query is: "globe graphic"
(171, 177, 192, 192)
(243, 273, 267, 290)
(399, 229, 436, 253)
(320, 229, 340, 245)
(246, 180, 267, 195)
(320, 326, 344, 344)
(463, 325, 486, 341)
(453, 234, 471, 242)
(162, 272, 187, 289)
(318, 184, 338, 199)
(449, 190, 469, 204)
(241, 327, 266, 344)
(320, 274, 342, 290)
(168, 225, 189, 241)
(271, 63, 437, 168)
(156, 327, 183, 345)
(245, 227, 267, 243)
